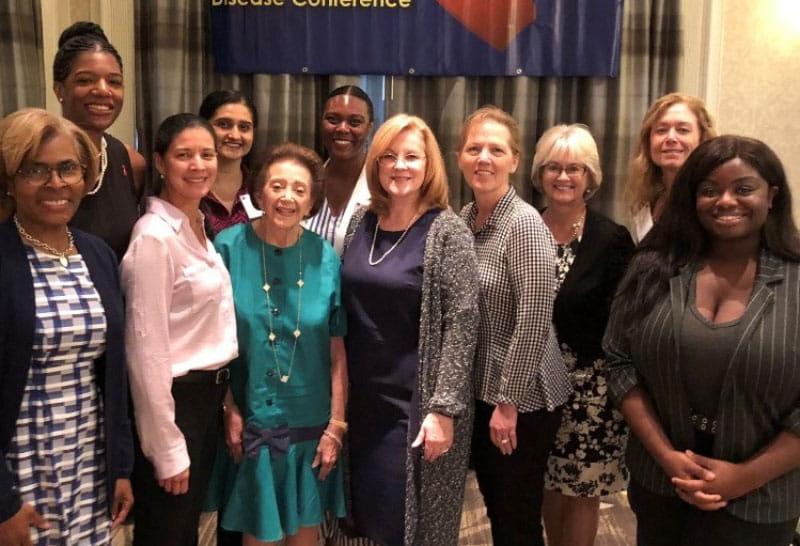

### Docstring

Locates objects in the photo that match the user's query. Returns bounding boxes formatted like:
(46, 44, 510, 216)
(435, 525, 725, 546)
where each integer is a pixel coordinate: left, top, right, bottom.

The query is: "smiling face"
(257, 159, 313, 236)
(696, 157, 777, 245)
(10, 133, 86, 235)
(321, 94, 372, 162)
(377, 128, 427, 206)
(540, 151, 589, 207)
(458, 119, 519, 203)
(649, 102, 701, 175)
(155, 127, 218, 209)
(209, 102, 254, 163)
(54, 50, 123, 137)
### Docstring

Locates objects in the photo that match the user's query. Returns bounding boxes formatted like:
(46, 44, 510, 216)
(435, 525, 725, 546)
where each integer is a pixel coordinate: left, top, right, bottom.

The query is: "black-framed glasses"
(16, 161, 86, 186)
(543, 162, 586, 177)
(377, 152, 426, 168)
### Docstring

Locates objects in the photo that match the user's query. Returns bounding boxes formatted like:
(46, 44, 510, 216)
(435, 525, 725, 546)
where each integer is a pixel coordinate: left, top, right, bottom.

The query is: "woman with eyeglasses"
(531, 125, 633, 546)
(0, 108, 133, 544)
(458, 106, 571, 546)
(198, 90, 262, 236)
(340, 114, 479, 546)
(52, 21, 145, 261)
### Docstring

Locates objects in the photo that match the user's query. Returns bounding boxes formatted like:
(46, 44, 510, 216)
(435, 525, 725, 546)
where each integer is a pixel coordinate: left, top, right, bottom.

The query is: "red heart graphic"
(436, 0, 537, 52)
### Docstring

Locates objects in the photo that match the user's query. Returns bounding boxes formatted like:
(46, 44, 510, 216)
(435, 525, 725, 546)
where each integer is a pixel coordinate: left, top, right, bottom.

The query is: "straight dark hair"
(198, 90, 258, 127)
(325, 85, 374, 122)
(151, 113, 216, 194)
(615, 135, 800, 326)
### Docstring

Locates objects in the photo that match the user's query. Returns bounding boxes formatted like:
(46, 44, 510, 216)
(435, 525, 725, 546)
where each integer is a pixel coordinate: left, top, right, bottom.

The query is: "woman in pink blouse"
(121, 113, 238, 545)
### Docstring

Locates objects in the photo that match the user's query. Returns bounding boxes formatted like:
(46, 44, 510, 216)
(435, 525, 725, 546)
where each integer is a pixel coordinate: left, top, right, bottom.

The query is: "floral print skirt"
(544, 349, 629, 497)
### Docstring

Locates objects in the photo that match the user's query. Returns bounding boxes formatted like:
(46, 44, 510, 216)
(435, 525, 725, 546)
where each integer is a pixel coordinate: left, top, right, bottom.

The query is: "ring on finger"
(500, 439, 510, 444)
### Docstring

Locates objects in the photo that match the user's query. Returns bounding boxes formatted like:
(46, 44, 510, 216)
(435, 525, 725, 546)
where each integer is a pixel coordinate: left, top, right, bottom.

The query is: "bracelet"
(328, 418, 348, 432)
(323, 430, 343, 448)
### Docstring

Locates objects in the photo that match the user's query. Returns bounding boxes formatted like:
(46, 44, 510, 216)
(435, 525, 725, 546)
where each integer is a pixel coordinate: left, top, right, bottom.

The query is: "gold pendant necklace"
(260, 233, 304, 384)
(14, 215, 74, 267)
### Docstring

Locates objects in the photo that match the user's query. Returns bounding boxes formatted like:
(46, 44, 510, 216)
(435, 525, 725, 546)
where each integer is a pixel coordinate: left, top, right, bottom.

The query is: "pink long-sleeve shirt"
(121, 197, 238, 479)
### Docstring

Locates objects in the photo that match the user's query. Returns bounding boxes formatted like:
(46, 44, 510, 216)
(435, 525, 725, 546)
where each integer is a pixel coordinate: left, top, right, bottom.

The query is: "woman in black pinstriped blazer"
(604, 135, 800, 546)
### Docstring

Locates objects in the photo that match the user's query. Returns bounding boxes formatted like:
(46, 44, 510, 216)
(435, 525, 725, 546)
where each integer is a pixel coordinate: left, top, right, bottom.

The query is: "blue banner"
(210, 0, 623, 77)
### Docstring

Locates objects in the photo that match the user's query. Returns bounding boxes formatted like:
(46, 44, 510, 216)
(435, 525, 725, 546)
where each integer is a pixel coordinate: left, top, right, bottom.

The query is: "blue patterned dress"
(5, 248, 110, 544)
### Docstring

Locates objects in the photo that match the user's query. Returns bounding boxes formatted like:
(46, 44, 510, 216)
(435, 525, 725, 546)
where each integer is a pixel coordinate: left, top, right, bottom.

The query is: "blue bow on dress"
(243, 422, 290, 460)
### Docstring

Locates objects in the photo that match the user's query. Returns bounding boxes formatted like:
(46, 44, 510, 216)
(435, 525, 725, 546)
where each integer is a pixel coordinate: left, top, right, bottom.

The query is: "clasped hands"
(664, 449, 752, 511)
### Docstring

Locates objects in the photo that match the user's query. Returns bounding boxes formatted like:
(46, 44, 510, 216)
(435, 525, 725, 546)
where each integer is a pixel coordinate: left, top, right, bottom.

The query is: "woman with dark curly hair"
(605, 135, 800, 546)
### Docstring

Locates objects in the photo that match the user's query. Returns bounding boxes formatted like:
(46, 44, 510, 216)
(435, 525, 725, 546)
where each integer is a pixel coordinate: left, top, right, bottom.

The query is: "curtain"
(0, 0, 44, 116)
(135, 0, 680, 221)
(383, 0, 681, 220)
(134, 1, 352, 167)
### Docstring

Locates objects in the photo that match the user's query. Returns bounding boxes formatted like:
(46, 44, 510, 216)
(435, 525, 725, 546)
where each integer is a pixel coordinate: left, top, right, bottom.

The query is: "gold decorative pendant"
(293, 329, 301, 338)
(297, 279, 304, 288)
(59, 256, 69, 267)
(263, 283, 271, 292)
(280, 375, 289, 383)
(268, 332, 276, 342)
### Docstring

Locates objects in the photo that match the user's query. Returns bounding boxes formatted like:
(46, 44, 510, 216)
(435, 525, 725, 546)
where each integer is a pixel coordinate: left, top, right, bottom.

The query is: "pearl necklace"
(86, 136, 108, 196)
(368, 212, 419, 266)
(14, 215, 74, 267)
(571, 212, 586, 242)
(260, 231, 304, 384)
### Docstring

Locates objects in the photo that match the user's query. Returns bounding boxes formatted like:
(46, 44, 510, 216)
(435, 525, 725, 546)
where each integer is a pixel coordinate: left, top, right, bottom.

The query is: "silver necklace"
(260, 231, 304, 384)
(14, 215, 74, 267)
(368, 212, 419, 266)
(86, 136, 108, 196)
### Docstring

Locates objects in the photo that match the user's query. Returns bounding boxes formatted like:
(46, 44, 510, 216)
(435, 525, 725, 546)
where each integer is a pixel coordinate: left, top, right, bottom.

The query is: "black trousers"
(471, 399, 562, 546)
(132, 379, 226, 546)
(628, 479, 799, 546)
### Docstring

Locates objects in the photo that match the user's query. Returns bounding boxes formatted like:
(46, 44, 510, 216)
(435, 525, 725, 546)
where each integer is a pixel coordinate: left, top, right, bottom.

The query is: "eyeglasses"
(16, 161, 86, 186)
(543, 162, 586, 177)
(377, 152, 426, 168)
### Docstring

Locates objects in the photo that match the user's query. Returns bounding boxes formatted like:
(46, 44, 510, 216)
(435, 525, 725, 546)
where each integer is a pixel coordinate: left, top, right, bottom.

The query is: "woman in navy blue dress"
(341, 114, 479, 546)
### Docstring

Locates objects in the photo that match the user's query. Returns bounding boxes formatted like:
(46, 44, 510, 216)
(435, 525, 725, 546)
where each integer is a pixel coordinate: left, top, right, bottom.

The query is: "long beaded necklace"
(368, 212, 419, 266)
(86, 136, 108, 196)
(260, 232, 304, 383)
(14, 215, 74, 267)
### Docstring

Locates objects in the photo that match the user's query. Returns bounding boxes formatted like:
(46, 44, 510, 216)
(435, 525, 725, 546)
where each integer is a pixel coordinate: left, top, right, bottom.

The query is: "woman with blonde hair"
(531, 124, 633, 546)
(341, 114, 479, 546)
(627, 92, 716, 242)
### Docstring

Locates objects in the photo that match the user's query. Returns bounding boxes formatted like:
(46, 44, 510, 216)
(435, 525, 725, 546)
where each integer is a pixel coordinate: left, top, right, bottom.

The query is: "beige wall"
(683, 0, 800, 219)
(717, 0, 800, 212)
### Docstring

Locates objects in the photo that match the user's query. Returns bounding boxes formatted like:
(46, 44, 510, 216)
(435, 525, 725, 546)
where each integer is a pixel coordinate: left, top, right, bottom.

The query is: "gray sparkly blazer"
(344, 207, 479, 546)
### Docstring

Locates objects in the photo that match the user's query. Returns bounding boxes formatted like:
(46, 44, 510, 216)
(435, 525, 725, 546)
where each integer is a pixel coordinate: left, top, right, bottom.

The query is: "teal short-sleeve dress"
(207, 223, 346, 542)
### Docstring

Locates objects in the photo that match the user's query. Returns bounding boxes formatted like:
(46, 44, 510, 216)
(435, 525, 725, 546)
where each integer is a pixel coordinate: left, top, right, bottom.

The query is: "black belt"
(173, 367, 230, 385)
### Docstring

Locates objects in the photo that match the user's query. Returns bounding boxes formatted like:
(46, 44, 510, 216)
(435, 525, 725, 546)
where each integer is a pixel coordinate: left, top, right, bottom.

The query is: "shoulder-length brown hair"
(365, 114, 449, 216)
(627, 93, 716, 214)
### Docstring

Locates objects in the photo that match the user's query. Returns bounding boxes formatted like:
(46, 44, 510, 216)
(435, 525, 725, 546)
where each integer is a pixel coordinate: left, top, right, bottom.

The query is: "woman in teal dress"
(209, 143, 347, 546)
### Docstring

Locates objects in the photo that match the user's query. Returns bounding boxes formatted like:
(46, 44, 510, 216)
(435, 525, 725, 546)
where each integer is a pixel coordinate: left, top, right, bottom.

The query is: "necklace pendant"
(280, 375, 289, 383)
(263, 282, 271, 292)
(297, 279, 304, 288)
(293, 329, 301, 338)
(59, 255, 69, 267)
(268, 332, 276, 343)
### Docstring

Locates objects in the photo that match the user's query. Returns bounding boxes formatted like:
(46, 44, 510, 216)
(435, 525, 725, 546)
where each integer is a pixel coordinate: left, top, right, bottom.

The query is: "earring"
(58, 97, 64, 103)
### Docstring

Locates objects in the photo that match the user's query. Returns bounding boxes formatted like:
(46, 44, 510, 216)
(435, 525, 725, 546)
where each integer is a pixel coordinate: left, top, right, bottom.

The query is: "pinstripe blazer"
(604, 250, 800, 523)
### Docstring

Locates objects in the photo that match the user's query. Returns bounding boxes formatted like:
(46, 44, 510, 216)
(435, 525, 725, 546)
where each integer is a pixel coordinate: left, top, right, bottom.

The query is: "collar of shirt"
(466, 185, 518, 234)
(146, 196, 205, 236)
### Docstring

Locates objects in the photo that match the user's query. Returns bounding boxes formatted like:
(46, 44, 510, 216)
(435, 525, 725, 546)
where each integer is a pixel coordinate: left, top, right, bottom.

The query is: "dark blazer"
(0, 221, 133, 522)
(604, 250, 800, 523)
(553, 208, 634, 363)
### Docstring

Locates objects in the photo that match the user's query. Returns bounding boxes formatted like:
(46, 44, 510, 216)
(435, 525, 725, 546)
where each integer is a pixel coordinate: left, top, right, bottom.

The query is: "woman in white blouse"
(121, 113, 238, 545)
